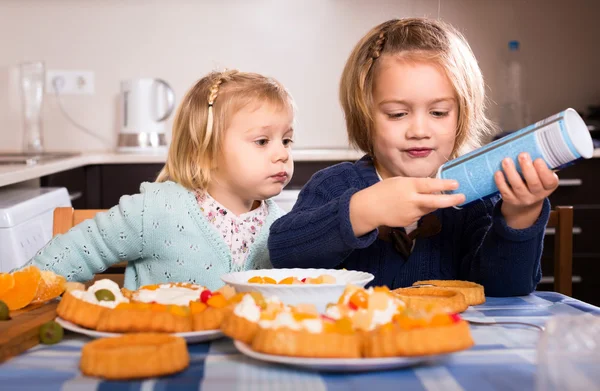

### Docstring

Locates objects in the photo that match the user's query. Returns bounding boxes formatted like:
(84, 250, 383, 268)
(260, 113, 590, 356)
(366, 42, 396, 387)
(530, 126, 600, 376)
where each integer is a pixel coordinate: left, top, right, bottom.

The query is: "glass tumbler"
(536, 314, 600, 391)
(19, 61, 45, 154)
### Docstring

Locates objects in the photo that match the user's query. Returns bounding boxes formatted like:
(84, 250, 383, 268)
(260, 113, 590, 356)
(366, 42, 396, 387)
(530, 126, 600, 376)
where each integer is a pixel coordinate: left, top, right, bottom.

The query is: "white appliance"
(0, 187, 71, 272)
(117, 78, 175, 152)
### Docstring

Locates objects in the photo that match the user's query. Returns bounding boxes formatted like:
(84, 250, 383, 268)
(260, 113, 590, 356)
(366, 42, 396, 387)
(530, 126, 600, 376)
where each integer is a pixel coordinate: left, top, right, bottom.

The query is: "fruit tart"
(221, 292, 286, 344)
(324, 285, 406, 332)
(57, 279, 129, 330)
(96, 301, 192, 333)
(190, 285, 237, 331)
(98, 283, 237, 333)
(251, 304, 361, 358)
(362, 311, 474, 357)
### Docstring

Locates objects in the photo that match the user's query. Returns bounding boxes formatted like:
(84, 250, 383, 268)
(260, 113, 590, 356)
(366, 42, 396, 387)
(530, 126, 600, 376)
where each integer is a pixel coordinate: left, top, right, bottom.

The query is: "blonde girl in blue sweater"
(269, 18, 559, 296)
(27, 70, 295, 290)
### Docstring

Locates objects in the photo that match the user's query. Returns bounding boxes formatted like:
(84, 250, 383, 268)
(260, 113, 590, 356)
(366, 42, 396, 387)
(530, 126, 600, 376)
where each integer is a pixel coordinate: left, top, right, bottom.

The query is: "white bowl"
(220, 268, 374, 312)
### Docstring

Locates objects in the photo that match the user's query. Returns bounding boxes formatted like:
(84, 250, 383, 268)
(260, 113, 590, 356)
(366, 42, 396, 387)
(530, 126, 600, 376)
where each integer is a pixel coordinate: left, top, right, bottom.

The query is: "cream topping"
(234, 294, 261, 322)
(259, 311, 323, 333)
(70, 279, 129, 308)
(325, 305, 343, 320)
(370, 298, 399, 330)
(301, 318, 323, 333)
(133, 284, 205, 306)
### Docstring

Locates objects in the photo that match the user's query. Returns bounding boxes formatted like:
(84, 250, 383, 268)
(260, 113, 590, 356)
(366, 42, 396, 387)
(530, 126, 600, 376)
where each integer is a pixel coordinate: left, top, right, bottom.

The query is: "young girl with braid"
(269, 18, 559, 296)
(25, 70, 295, 290)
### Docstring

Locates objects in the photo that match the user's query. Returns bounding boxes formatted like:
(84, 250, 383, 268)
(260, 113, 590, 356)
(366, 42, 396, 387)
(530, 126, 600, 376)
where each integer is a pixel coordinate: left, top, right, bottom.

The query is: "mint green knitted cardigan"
(26, 181, 284, 290)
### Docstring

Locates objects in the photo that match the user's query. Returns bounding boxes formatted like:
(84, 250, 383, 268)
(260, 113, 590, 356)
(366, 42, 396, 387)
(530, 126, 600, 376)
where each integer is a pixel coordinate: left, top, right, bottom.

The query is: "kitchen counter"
(1, 148, 599, 189)
(0, 149, 365, 188)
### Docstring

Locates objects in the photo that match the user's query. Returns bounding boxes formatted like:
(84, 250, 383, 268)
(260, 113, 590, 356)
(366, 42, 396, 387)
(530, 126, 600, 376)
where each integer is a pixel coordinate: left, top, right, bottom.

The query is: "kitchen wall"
(1, 0, 599, 152)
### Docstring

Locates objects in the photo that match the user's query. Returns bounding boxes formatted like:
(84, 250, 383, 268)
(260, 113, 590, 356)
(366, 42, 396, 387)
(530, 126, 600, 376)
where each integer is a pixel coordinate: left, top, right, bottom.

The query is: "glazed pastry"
(324, 285, 406, 331)
(412, 280, 485, 306)
(57, 279, 129, 329)
(221, 292, 286, 343)
(392, 286, 468, 313)
(362, 312, 474, 357)
(251, 305, 361, 358)
(189, 285, 236, 331)
(96, 302, 192, 333)
(80, 333, 189, 379)
(59, 280, 238, 333)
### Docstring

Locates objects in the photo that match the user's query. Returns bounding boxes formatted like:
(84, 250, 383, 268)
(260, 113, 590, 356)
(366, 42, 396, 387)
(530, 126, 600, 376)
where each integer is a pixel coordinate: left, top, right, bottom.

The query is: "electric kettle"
(117, 78, 175, 152)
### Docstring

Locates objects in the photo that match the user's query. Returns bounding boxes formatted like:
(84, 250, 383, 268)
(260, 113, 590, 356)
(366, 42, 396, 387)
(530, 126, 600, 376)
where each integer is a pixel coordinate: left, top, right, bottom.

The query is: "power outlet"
(46, 70, 95, 95)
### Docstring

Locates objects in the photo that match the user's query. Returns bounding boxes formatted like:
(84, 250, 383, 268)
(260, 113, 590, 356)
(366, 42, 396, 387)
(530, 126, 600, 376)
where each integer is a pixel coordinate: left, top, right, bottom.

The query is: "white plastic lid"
(0, 187, 71, 228)
(565, 108, 594, 159)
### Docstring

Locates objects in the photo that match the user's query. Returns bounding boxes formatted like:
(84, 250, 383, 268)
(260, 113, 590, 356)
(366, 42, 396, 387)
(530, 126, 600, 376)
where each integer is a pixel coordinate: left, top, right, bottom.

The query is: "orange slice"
(31, 271, 66, 304)
(0, 273, 15, 297)
(0, 265, 42, 310)
(278, 277, 301, 285)
(206, 293, 227, 308)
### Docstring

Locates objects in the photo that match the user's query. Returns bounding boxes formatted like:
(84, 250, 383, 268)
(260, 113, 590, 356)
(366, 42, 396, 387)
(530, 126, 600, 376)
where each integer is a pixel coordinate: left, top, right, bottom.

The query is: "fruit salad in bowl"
(220, 268, 374, 312)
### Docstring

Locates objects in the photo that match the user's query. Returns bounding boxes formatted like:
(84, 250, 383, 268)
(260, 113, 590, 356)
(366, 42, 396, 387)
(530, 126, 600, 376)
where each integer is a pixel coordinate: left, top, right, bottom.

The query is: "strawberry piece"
(450, 313, 461, 323)
(199, 289, 213, 303)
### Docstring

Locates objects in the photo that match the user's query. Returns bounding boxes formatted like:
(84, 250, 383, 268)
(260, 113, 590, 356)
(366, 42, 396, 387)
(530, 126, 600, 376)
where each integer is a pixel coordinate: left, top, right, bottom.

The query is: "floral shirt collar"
(195, 191, 269, 267)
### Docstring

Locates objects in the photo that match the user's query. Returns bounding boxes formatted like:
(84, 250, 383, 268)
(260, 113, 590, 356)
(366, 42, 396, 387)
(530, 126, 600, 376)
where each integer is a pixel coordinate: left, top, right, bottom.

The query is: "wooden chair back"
(546, 206, 574, 296)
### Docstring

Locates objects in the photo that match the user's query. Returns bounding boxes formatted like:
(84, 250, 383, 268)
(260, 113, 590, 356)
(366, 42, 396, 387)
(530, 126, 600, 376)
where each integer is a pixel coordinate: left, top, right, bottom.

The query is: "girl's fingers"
(533, 159, 559, 190)
(518, 153, 544, 194)
(413, 178, 459, 194)
(417, 193, 466, 209)
(502, 158, 529, 198)
(495, 170, 515, 202)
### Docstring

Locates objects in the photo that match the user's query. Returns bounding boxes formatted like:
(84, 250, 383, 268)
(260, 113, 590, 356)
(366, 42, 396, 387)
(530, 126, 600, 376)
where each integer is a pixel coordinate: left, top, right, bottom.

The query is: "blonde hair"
(340, 17, 497, 158)
(157, 70, 295, 190)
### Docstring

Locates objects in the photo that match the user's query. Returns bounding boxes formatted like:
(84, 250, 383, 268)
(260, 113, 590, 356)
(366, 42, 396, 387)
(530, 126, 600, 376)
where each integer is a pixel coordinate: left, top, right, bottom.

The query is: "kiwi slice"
(94, 289, 116, 302)
(0, 300, 9, 321)
(39, 321, 64, 345)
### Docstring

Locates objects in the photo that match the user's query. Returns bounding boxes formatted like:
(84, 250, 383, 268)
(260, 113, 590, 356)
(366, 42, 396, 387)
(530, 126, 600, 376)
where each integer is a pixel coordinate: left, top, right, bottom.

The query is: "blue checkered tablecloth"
(1, 292, 599, 391)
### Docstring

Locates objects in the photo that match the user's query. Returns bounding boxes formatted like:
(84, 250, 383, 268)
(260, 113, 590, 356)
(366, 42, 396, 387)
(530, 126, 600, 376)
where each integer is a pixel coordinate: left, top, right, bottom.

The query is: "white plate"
(221, 268, 374, 313)
(55, 317, 224, 344)
(234, 341, 441, 372)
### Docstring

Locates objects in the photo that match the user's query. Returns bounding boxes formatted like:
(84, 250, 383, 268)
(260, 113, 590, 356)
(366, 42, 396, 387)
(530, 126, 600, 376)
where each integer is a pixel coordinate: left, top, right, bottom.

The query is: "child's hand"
(495, 153, 559, 229)
(350, 177, 465, 237)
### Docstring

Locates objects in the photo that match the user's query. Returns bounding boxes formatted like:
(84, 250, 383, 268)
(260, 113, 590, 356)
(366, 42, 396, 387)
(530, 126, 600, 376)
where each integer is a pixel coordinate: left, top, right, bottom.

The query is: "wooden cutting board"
(0, 300, 59, 364)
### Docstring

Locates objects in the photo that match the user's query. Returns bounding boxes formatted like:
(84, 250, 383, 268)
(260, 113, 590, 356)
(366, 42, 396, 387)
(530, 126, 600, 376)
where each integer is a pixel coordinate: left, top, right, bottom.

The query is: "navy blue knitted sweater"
(269, 155, 549, 296)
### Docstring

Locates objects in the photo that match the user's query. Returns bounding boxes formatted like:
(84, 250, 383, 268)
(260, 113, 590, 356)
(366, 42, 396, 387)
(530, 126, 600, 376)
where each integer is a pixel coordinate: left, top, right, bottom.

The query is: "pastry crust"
(96, 304, 192, 333)
(192, 306, 230, 331)
(392, 287, 468, 313)
(363, 320, 474, 357)
(59, 280, 229, 333)
(57, 291, 109, 330)
(252, 328, 361, 358)
(221, 313, 260, 344)
(80, 333, 189, 379)
(413, 280, 485, 306)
